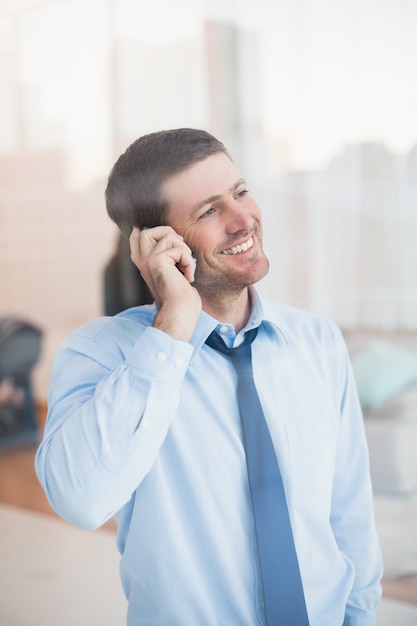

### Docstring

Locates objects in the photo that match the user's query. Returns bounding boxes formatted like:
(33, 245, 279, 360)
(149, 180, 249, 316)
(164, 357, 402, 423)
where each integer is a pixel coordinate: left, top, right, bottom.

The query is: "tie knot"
(205, 326, 259, 355)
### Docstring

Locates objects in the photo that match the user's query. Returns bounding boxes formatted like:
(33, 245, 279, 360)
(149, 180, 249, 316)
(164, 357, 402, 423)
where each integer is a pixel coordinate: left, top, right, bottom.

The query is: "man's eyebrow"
(191, 178, 247, 216)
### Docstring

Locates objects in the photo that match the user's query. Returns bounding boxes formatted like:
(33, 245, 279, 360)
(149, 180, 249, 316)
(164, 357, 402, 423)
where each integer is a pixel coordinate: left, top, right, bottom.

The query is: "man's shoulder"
(63, 305, 156, 347)
(262, 299, 343, 345)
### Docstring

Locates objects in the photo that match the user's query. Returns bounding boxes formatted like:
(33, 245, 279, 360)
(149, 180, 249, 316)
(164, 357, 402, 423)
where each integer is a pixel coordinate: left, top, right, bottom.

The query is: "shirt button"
(219, 325, 228, 333)
(141, 419, 150, 429)
(174, 358, 183, 369)
(156, 352, 167, 363)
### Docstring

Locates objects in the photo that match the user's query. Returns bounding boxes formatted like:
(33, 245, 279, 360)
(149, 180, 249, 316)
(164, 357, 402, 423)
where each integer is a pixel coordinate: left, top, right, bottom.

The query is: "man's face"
(163, 152, 269, 302)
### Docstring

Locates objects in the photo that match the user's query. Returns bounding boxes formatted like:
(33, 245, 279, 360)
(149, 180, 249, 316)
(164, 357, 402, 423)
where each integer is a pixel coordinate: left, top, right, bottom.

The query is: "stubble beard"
(193, 251, 270, 304)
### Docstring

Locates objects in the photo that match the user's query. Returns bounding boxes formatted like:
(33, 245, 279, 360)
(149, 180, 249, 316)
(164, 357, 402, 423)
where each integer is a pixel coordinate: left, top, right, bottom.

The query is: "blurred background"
(1, 0, 416, 400)
(1, 0, 417, 622)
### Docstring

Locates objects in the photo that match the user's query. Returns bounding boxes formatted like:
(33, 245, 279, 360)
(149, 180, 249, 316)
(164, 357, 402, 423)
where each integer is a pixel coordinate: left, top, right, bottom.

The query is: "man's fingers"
(129, 225, 196, 284)
(176, 251, 197, 284)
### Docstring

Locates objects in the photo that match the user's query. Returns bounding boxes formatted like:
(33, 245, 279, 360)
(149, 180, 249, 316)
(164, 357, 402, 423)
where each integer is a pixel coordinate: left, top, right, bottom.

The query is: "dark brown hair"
(105, 128, 230, 237)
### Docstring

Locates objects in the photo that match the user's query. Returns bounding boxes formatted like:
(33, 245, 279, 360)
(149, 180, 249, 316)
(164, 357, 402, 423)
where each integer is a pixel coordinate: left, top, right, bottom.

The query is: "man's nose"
(224, 201, 254, 233)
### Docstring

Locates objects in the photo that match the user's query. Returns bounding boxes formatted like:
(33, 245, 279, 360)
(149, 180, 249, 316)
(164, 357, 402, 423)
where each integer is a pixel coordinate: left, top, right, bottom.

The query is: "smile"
(222, 236, 254, 255)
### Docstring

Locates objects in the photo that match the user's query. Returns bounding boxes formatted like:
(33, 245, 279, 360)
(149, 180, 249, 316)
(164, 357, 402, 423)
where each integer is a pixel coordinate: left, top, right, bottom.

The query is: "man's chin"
(194, 259, 269, 297)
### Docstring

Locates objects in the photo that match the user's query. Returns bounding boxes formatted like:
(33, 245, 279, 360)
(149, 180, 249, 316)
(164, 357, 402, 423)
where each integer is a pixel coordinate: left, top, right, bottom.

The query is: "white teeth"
(223, 236, 254, 255)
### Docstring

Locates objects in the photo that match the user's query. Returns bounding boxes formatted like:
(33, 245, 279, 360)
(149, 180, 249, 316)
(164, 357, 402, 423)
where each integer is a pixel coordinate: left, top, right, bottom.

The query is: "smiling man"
(35, 128, 382, 626)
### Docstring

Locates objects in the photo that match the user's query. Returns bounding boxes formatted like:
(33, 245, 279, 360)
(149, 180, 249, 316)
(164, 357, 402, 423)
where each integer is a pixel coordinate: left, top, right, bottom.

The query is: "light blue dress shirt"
(35, 287, 382, 626)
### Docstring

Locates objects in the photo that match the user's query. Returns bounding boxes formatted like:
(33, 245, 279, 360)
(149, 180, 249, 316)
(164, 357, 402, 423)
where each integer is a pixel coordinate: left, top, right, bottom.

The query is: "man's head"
(161, 149, 269, 303)
(105, 128, 230, 238)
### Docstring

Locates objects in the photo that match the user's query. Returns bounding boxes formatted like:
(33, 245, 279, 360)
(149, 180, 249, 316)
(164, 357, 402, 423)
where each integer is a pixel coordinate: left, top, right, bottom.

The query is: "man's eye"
(199, 207, 216, 219)
(237, 188, 248, 198)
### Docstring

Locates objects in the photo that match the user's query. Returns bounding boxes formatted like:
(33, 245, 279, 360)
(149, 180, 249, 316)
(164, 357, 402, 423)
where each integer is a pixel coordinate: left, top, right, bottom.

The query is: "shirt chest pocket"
(285, 419, 337, 515)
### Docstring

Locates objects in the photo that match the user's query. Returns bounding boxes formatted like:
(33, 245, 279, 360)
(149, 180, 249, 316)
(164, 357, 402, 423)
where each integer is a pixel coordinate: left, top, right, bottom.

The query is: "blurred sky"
(1, 0, 417, 175)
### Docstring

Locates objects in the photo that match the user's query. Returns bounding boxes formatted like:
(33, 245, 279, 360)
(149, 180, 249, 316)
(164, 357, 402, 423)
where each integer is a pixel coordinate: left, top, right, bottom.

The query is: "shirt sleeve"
(330, 330, 383, 624)
(35, 320, 194, 530)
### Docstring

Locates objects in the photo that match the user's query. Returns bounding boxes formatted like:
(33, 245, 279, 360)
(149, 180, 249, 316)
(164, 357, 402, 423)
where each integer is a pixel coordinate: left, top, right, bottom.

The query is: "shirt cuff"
(125, 325, 194, 382)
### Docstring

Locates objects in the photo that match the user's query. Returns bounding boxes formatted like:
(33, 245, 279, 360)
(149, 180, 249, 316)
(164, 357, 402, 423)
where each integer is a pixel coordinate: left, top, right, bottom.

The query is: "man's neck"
(201, 288, 252, 333)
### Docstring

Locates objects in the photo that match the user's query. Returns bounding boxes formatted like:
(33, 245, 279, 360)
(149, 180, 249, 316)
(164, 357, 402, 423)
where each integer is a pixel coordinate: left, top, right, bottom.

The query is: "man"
(35, 128, 382, 625)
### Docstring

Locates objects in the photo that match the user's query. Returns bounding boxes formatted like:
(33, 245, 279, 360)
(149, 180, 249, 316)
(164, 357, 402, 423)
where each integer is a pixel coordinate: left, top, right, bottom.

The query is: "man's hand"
(129, 226, 202, 341)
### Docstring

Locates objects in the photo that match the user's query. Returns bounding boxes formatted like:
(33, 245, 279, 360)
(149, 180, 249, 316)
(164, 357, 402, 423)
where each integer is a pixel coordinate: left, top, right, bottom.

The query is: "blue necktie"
(206, 327, 309, 626)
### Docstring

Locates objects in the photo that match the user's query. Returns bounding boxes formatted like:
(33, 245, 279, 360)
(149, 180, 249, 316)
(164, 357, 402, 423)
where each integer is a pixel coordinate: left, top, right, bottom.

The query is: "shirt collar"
(189, 286, 288, 361)
(246, 286, 289, 345)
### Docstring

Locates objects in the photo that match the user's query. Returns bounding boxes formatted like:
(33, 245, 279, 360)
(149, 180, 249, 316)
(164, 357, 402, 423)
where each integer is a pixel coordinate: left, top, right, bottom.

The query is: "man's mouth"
(221, 236, 254, 255)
